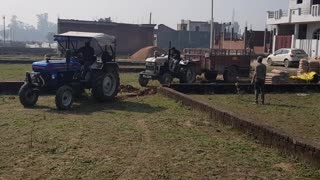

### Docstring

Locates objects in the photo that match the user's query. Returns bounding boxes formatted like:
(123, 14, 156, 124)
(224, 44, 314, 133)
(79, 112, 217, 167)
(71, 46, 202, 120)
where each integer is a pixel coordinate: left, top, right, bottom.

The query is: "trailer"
(183, 49, 252, 83)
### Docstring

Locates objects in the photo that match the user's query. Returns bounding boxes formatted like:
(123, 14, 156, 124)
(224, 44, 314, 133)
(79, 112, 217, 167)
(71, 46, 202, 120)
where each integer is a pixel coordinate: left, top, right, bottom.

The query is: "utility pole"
(3, 16, 5, 45)
(149, 12, 152, 24)
(210, 0, 214, 49)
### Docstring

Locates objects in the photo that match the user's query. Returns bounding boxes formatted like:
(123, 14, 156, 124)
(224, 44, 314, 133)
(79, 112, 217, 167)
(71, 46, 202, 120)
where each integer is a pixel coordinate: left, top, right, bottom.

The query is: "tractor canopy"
(54, 31, 116, 48)
(32, 31, 116, 74)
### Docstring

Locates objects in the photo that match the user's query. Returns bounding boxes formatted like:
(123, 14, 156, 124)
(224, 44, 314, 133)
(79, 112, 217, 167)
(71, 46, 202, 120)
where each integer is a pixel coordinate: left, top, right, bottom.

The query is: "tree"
(7, 15, 38, 41)
(37, 13, 57, 40)
(98, 17, 112, 23)
(46, 32, 55, 43)
(37, 13, 49, 39)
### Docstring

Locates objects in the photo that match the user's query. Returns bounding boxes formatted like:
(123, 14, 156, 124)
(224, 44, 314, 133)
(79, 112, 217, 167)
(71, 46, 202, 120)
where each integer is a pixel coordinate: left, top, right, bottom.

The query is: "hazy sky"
(1, 0, 288, 30)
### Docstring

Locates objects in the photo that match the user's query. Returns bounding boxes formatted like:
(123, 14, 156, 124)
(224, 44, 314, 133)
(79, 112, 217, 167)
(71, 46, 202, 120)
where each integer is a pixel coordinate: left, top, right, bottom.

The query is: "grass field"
(192, 94, 320, 146)
(0, 61, 300, 84)
(0, 95, 319, 179)
(0, 55, 136, 61)
(0, 64, 31, 81)
(0, 55, 45, 61)
(0, 64, 147, 86)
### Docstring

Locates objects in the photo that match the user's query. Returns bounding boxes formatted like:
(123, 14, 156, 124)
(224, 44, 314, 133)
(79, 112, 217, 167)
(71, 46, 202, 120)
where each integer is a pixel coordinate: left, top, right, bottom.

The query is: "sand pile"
(130, 46, 166, 61)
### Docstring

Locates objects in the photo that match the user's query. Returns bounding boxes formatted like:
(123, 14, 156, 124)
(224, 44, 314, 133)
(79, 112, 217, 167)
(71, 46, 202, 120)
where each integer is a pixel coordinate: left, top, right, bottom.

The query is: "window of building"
(182, 26, 187, 31)
(195, 26, 200, 32)
(313, 0, 320, 5)
(313, 29, 320, 39)
(297, 0, 303, 4)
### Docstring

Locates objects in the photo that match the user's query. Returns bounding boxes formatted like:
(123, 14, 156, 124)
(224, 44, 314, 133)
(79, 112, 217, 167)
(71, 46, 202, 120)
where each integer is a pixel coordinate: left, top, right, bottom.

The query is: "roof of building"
(58, 19, 156, 28)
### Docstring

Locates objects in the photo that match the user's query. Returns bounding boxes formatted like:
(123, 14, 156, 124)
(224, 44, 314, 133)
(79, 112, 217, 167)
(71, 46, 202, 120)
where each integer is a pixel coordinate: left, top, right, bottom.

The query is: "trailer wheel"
(223, 66, 239, 83)
(204, 72, 218, 82)
(55, 85, 74, 110)
(139, 74, 149, 87)
(180, 66, 196, 83)
(159, 73, 173, 85)
(19, 83, 39, 107)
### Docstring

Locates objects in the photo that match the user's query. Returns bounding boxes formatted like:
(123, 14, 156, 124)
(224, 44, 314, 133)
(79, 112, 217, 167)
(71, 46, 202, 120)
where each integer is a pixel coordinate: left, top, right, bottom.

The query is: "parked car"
(267, 48, 309, 68)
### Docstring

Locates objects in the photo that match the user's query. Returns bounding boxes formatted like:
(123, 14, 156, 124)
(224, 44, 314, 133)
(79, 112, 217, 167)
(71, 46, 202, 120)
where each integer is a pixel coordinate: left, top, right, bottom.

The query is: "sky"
(1, 0, 289, 30)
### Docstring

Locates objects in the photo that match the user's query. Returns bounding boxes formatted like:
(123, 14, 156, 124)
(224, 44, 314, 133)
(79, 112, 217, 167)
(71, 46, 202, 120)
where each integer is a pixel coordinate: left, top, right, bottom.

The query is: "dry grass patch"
(0, 95, 319, 179)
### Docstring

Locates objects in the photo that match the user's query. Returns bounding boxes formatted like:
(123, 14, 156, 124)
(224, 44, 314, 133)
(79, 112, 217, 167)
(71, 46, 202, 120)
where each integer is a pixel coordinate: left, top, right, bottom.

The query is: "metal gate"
(275, 36, 292, 50)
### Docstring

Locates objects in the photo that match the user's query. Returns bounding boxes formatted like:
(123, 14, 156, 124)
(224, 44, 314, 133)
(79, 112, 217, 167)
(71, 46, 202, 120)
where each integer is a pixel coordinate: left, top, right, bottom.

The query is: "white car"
(267, 48, 309, 68)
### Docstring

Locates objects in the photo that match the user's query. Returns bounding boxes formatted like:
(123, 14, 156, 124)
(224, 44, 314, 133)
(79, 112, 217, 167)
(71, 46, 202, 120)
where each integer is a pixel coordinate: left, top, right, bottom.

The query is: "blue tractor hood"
(32, 58, 81, 73)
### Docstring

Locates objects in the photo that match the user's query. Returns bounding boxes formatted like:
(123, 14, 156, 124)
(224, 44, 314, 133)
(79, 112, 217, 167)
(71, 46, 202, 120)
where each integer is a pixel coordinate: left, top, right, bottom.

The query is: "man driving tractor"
(77, 41, 95, 79)
(78, 41, 95, 64)
(170, 47, 181, 72)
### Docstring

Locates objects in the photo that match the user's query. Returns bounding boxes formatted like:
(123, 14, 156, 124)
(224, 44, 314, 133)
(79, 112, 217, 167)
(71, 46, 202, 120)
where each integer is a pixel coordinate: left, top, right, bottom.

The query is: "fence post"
(291, 35, 295, 49)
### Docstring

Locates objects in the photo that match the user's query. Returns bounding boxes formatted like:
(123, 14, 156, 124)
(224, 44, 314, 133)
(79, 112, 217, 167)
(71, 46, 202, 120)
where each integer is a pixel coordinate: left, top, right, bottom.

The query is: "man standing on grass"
(252, 56, 267, 105)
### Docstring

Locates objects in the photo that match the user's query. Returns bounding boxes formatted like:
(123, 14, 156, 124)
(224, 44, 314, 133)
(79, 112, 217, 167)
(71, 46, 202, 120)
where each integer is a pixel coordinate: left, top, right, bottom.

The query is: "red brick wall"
(215, 39, 268, 54)
(215, 40, 245, 50)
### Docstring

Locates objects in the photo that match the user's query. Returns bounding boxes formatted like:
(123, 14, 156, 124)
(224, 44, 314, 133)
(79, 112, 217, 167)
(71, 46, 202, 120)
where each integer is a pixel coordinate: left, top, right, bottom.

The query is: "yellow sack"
(290, 72, 317, 81)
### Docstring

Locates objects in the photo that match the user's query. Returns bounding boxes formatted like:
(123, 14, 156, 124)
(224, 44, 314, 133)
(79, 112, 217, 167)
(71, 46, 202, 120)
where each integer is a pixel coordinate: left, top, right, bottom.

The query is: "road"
(251, 58, 298, 75)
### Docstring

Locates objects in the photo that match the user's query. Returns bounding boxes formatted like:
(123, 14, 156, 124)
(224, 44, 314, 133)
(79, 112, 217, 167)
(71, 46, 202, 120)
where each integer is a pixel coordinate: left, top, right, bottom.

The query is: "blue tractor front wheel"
(18, 83, 39, 107)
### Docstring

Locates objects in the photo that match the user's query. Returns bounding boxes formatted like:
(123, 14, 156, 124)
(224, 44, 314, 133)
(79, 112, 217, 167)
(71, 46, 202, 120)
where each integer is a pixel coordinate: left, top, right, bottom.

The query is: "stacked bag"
(265, 69, 290, 84)
(309, 60, 320, 74)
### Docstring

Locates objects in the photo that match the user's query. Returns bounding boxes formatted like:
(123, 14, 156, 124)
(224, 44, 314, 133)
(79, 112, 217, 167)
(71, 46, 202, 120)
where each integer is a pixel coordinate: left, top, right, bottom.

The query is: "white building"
(177, 20, 240, 34)
(177, 20, 211, 32)
(267, 0, 320, 57)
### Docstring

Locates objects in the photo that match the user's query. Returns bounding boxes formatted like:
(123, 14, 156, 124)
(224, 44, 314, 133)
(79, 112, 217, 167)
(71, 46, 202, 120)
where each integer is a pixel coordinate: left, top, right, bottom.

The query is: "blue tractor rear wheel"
(92, 68, 120, 102)
(55, 85, 74, 110)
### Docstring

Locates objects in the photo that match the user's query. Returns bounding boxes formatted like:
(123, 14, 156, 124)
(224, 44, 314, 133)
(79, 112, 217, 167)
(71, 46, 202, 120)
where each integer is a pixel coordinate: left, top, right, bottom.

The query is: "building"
(177, 20, 238, 35)
(157, 24, 211, 50)
(214, 29, 272, 54)
(267, 0, 320, 56)
(58, 19, 156, 55)
(157, 20, 241, 50)
(177, 20, 212, 32)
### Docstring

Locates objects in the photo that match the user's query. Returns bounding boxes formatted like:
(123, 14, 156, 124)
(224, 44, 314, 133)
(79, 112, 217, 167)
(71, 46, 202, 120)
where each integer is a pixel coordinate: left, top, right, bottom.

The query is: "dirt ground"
(0, 95, 319, 179)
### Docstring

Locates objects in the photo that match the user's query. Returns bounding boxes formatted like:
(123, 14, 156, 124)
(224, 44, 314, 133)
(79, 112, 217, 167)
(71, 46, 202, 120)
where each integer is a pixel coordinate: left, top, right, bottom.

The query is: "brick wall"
(58, 19, 155, 55)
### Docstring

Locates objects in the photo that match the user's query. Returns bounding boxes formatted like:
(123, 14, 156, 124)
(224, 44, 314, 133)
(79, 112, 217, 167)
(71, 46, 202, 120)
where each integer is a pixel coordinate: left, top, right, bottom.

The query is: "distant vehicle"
(139, 48, 252, 86)
(267, 48, 309, 68)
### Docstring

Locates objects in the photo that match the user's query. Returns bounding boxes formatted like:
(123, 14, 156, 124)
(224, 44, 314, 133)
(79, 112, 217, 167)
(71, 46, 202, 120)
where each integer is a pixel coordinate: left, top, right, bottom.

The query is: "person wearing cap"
(252, 56, 267, 104)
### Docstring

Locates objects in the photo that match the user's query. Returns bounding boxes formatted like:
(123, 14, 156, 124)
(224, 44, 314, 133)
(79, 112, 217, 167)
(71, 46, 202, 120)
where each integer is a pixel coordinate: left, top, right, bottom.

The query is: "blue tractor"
(18, 31, 120, 110)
